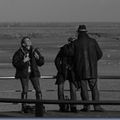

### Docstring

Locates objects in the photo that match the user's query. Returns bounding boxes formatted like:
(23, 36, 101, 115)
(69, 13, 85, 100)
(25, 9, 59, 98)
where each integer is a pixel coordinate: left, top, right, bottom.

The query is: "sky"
(0, 0, 119, 22)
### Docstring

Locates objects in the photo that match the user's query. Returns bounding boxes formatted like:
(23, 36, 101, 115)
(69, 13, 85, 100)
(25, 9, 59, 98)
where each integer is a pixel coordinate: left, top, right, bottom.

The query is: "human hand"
(23, 54, 30, 63)
(34, 52, 39, 59)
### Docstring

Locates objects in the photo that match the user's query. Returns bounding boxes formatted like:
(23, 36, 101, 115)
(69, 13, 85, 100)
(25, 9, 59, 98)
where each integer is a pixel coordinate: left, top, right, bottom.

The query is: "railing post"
(35, 101, 44, 117)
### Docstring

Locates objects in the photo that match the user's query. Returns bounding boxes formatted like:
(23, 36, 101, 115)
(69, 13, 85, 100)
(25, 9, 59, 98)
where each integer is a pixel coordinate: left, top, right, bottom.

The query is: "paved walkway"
(0, 110, 120, 118)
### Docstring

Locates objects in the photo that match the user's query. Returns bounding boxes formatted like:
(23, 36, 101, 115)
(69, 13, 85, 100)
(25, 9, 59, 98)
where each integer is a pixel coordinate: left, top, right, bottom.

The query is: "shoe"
(94, 107, 104, 112)
(21, 106, 29, 113)
(80, 107, 90, 112)
(64, 104, 70, 112)
(71, 107, 77, 112)
(59, 107, 66, 112)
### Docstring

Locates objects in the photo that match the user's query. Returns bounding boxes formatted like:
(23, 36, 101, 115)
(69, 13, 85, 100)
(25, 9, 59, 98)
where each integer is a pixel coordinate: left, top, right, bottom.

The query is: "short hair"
(21, 36, 31, 46)
(68, 37, 74, 42)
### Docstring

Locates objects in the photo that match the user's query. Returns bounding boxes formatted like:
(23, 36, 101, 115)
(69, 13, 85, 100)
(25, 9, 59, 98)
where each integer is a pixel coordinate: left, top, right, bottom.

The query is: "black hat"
(77, 25, 87, 32)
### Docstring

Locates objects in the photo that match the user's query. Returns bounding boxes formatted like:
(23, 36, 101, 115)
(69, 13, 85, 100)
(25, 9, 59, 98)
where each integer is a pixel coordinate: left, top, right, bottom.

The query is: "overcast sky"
(0, 0, 119, 22)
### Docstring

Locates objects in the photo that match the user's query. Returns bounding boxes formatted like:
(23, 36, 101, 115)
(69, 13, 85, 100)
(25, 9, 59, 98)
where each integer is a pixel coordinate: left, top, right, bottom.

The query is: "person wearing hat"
(71, 25, 104, 111)
(54, 37, 77, 112)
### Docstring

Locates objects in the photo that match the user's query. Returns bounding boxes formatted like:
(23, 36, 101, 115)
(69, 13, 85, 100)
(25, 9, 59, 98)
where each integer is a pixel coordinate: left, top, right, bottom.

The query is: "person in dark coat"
(54, 37, 77, 112)
(72, 25, 104, 111)
(12, 36, 44, 113)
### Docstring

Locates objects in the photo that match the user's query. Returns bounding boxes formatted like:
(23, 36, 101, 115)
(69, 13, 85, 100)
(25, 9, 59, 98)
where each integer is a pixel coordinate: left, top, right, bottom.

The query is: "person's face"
(23, 38, 32, 50)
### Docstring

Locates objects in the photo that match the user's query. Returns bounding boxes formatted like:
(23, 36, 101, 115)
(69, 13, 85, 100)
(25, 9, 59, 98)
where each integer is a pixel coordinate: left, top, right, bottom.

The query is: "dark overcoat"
(12, 47, 44, 79)
(54, 44, 74, 84)
(73, 33, 103, 80)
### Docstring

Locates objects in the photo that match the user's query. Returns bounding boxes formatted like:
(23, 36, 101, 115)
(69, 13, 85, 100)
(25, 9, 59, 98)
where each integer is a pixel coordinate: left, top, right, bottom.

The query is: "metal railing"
(0, 75, 119, 117)
(0, 74, 120, 79)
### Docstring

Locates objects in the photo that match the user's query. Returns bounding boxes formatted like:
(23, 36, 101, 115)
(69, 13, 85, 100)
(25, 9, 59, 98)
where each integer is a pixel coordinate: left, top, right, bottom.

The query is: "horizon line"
(0, 21, 119, 23)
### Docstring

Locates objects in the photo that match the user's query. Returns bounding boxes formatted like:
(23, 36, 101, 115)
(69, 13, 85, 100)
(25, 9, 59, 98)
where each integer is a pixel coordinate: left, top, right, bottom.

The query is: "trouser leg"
(20, 78, 29, 112)
(69, 82, 76, 108)
(88, 79, 102, 110)
(80, 80, 90, 109)
(30, 77, 42, 100)
(58, 82, 65, 111)
(21, 92, 28, 112)
(88, 79, 99, 100)
(31, 77, 44, 116)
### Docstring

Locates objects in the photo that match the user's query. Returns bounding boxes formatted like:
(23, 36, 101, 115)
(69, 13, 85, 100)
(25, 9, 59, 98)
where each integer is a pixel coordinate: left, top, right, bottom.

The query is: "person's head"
(77, 25, 87, 33)
(67, 37, 75, 43)
(21, 36, 32, 50)
(76, 25, 87, 37)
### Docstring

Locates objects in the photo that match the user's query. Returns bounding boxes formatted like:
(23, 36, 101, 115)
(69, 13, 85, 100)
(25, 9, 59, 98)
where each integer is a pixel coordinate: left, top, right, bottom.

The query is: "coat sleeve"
(12, 50, 27, 70)
(34, 48, 45, 67)
(94, 39, 103, 60)
(54, 49, 62, 72)
(62, 43, 74, 57)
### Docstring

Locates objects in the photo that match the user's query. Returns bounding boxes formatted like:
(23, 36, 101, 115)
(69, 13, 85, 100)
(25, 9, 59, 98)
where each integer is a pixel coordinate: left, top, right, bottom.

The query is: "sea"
(0, 22, 120, 112)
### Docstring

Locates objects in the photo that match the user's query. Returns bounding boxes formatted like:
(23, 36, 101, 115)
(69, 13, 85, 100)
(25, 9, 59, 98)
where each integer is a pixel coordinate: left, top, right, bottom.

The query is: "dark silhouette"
(55, 37, 77, 112)
(71, 25, 104, 111)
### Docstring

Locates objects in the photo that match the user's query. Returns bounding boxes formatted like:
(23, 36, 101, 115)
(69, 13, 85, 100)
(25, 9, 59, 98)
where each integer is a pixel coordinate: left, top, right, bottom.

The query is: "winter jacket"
(12, 47, 44, 79)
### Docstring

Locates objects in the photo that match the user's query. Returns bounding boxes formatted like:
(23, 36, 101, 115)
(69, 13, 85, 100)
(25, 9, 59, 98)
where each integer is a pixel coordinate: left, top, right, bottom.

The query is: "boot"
(35, 92, 44, 117)
(94, 105, 104, 112)
(36, 92, 42, 100)
(70, 106, 77, 112)
(80, 105, 90, 112)
(59, 105, 66, 112)
(21, 93, 28, 113)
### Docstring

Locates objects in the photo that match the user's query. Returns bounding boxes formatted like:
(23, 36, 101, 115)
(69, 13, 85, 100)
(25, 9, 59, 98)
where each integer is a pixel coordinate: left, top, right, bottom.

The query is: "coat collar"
(20, 47, 26, 55)
(20, 47, 35, 55)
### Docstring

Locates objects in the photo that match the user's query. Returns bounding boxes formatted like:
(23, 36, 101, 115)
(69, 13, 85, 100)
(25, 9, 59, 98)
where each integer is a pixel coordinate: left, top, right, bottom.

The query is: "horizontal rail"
(1, 89, 120, 93)
(0, 75, 56, 79)
(0, 98, 120, 105)
(46, 89, 120, 92)
(99, 75, 120, 79)
(0, 75, 120, 117)
(1, 98, 120, 117)
(2, 98, 120, 117)
(0, 75, 119, 94)
(0, 75, 120, 80)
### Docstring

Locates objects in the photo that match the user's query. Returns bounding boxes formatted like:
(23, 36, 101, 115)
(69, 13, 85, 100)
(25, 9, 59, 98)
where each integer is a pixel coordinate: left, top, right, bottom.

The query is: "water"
(0, 22, 120, 111)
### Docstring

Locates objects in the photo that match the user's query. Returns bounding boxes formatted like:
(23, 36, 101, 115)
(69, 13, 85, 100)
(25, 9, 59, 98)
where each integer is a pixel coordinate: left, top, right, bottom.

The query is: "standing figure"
(72, 25, 104, 111)
(55, 37, 77, 112)
(12, 36, 44, 113)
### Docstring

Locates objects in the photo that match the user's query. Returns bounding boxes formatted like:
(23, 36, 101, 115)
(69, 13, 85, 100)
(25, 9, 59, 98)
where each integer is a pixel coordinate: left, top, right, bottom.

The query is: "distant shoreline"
(0, 22, 119, 28)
